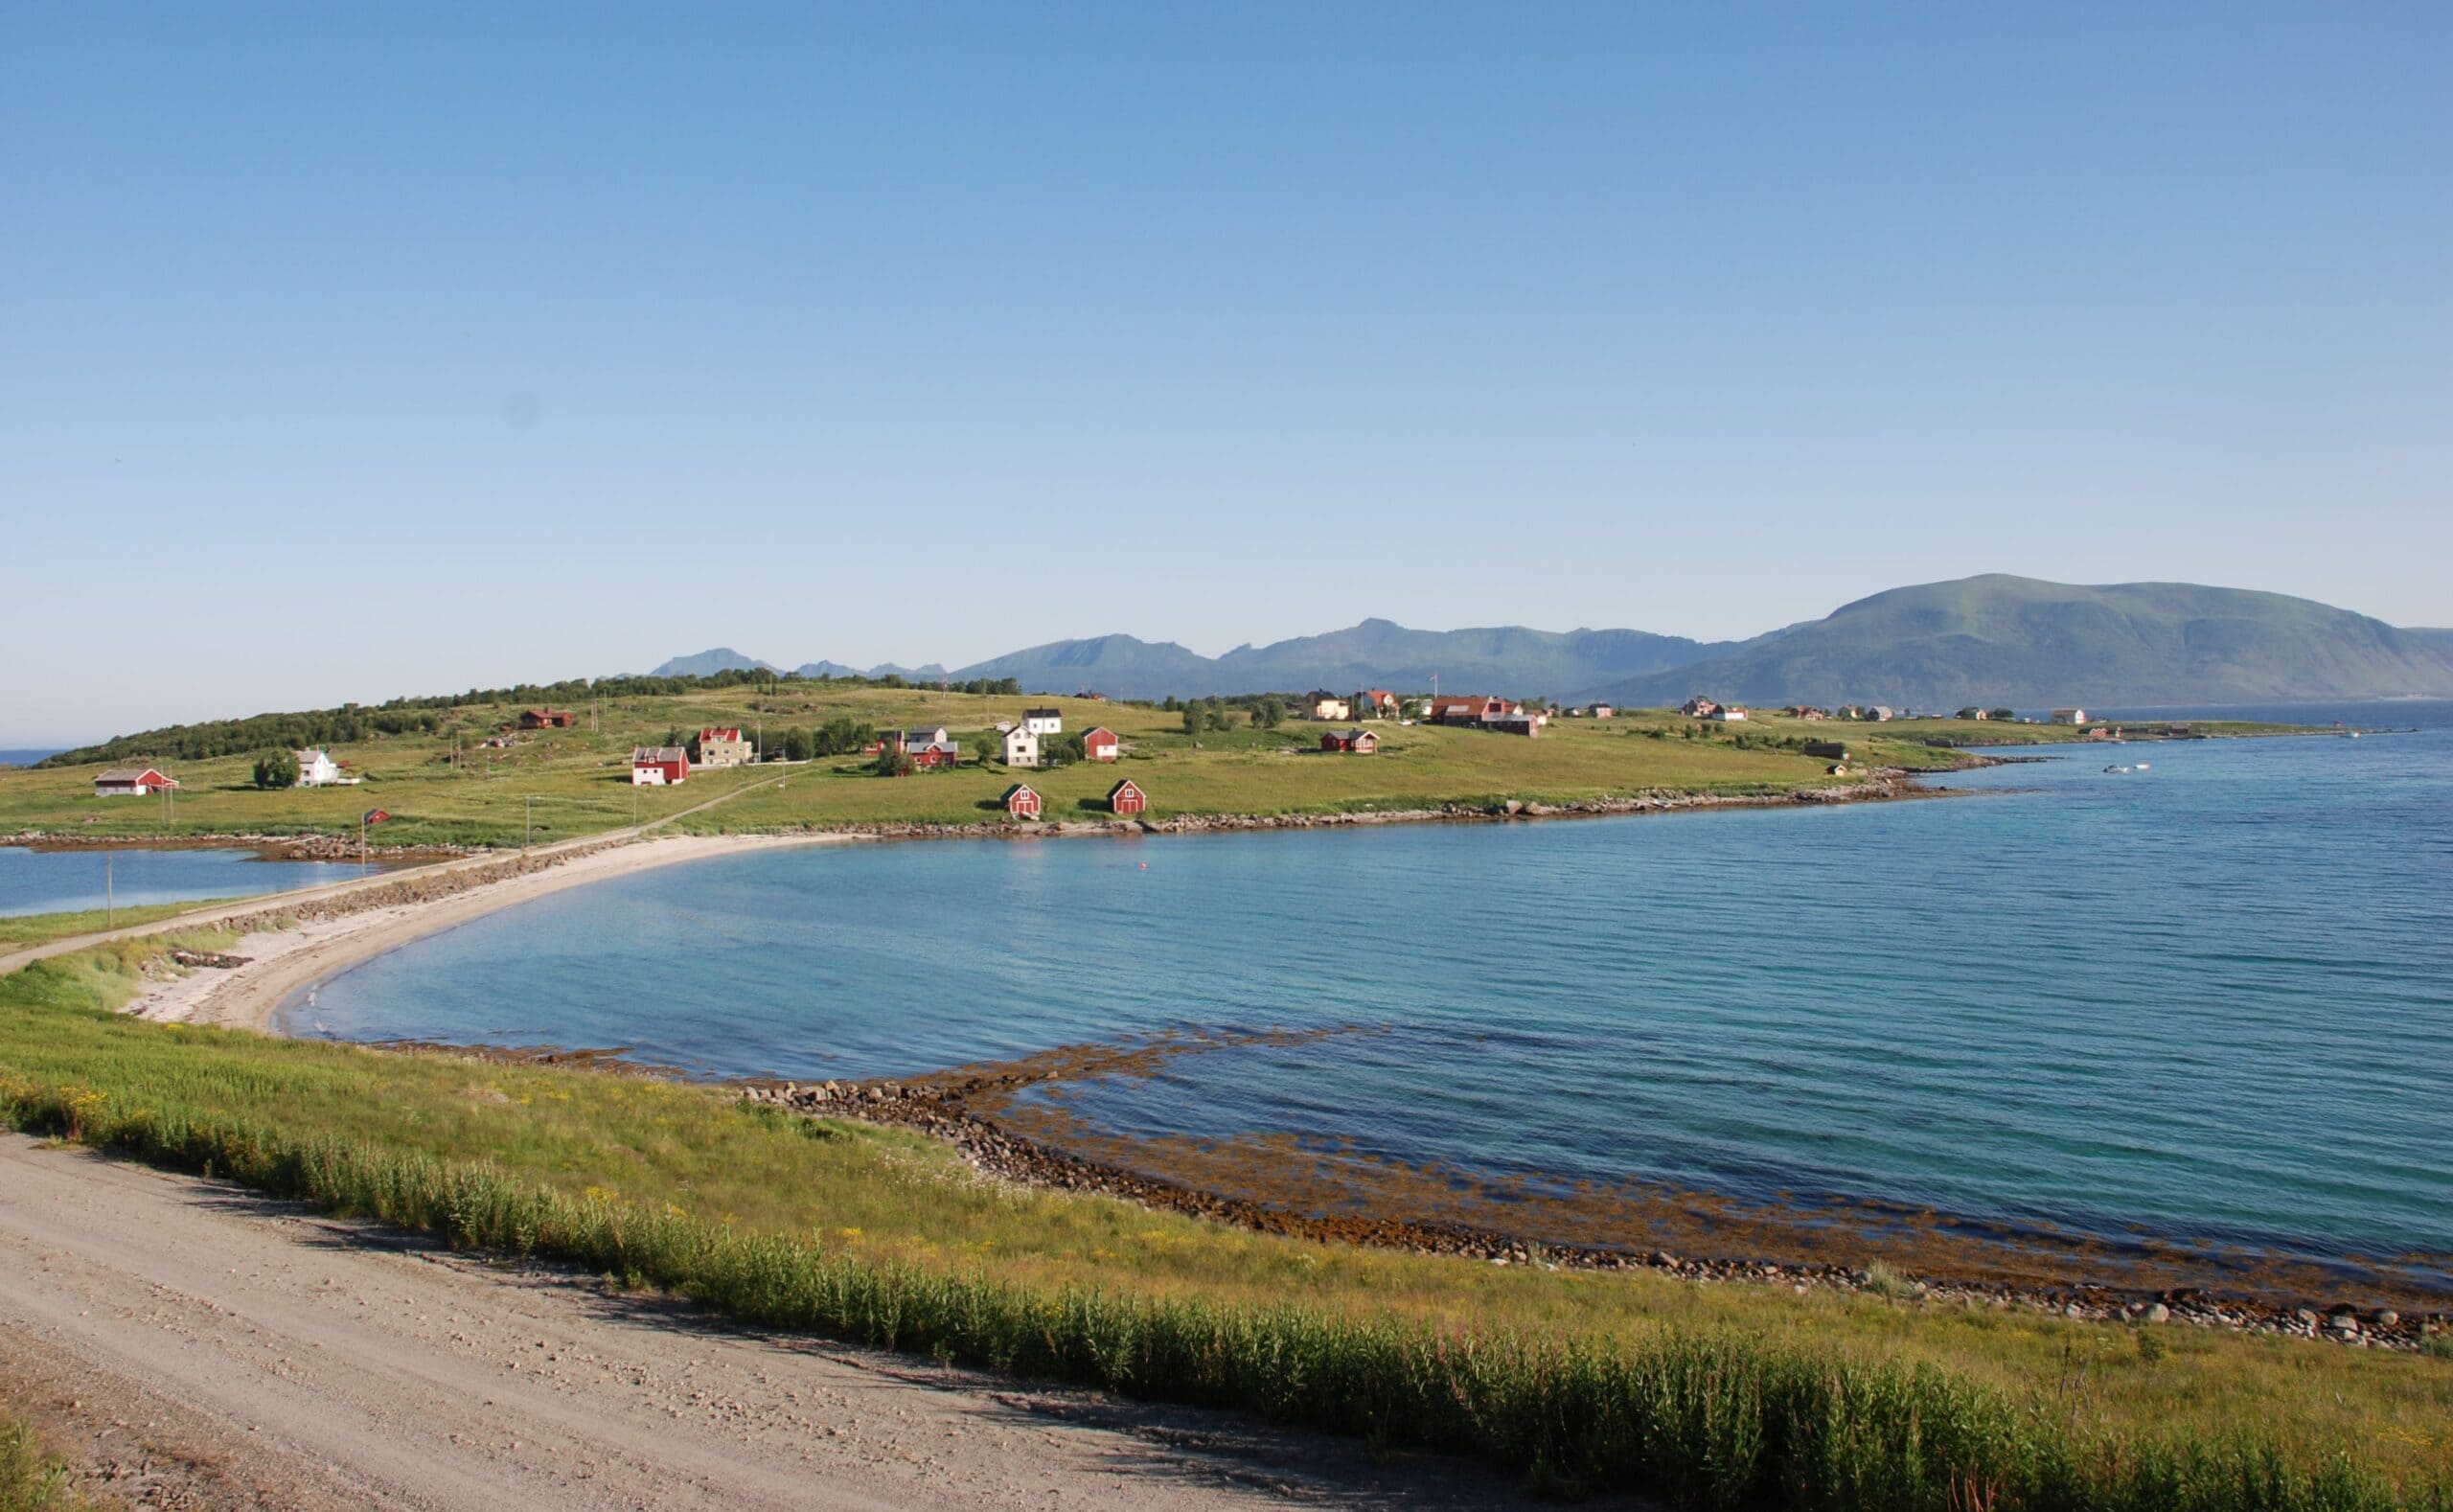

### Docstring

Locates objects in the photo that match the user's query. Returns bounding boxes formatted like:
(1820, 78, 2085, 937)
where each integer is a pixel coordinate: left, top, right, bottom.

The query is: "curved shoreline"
(121, 832, 866, 1032)
(57, 768, 1942, 1032)
(25, 768, 2450, 1350)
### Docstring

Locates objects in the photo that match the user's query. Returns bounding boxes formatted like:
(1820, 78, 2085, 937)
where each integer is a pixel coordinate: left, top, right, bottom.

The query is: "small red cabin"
(1321, 728, 1379, 753)
(521, 708, 578, 729)
(1082, 726, 1120, 763)
(1001, 782, 1043, 819)
(1107, 778, 1147, 816)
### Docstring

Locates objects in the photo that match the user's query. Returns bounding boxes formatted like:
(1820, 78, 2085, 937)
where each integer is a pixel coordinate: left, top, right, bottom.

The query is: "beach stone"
(2144, 1302, 2170, 1323)
(2295, 1308, 2319, 1327)
(2377, 1310, 2399, 1328)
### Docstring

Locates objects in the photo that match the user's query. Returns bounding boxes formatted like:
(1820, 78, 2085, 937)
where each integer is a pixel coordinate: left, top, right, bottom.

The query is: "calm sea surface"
(291, 704, 2453, 1284)
(0, 846, 367, 918)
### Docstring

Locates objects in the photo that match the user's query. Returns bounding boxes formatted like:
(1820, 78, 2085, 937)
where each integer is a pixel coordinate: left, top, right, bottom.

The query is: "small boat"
(2104, 764, 2135, 774)
(2133, 762, 2149, 770)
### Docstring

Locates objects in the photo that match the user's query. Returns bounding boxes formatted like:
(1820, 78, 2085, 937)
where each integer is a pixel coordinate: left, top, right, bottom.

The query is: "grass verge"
(2, 942, 2445, 1509)
(0, 1416, 83, 1512)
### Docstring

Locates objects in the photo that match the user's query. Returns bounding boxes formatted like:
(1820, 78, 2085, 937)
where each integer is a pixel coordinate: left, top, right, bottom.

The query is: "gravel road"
(0, 1136, 1556, 1509)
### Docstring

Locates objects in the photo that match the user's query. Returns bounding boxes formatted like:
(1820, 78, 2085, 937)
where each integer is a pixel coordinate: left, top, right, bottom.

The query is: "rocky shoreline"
(738, 1069, 2448, 1355)
(768, 767, 1952, 846)
(0, 830, 473, 864)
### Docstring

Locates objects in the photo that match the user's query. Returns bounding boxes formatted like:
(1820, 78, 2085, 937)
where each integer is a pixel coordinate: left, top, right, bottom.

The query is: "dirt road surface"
(0, 1136, 1552, 1509)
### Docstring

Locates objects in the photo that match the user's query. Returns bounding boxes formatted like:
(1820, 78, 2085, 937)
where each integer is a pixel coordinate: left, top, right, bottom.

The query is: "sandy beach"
(111, 833, 860, 1033)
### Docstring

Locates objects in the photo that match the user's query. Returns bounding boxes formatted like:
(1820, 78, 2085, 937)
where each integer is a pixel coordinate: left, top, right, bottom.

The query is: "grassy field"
(5, 683, 2274, 850)
(1, 937, 2444, 1508)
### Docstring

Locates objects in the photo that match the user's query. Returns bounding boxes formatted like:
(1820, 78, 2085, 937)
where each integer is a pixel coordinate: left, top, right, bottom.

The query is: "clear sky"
(4, 3, 2447, 745)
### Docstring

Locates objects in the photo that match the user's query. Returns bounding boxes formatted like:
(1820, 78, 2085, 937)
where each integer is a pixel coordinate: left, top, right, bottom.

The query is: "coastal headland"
(5, 702, 2442, 1507)
(21, 758, 2434, 1346)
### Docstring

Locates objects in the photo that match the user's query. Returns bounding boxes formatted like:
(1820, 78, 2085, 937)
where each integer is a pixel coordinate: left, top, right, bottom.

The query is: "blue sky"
(4, 3, 2447, 744)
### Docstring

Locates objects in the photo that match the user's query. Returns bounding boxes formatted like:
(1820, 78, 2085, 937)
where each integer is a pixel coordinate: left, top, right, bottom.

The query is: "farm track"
(0, 1135, 1552, 1510)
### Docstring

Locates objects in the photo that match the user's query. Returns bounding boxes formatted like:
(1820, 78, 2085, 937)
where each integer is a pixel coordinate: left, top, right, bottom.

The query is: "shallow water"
(292, 707, 2453, 1291)
(0, 845, 367, 918)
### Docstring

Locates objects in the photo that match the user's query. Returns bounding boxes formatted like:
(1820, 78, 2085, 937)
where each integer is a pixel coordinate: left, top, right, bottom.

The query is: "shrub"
(251, 749, 300, 790)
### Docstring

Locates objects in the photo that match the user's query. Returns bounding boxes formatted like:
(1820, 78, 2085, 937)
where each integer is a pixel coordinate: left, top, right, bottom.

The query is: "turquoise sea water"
(0, 846, 367, 918)
(291, 709, 2453, 1291)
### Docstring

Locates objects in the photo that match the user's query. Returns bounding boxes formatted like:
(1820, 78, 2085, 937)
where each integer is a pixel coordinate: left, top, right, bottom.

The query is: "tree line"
(38, 668, 1030, 767)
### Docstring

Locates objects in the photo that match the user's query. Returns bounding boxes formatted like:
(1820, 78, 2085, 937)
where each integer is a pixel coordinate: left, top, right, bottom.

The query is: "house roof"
(1331, 728, 1373, 742)
(632, 746, 689, 762)
(1024, 706, 1061, 718)
(95, 767, 166, 783)
(1082, 725, 1116, 741)
(1000, 783, 1038, 802)
(699, 727, 743, 742)
(1107, 778, 1143, 797)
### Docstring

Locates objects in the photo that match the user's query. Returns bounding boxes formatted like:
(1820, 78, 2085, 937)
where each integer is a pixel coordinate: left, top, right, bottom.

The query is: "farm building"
(1320, 728, 1380, 753)
(631, 746, 691, 786)
(1002, 725, 1040, 767)
(294, 748, 343, 787)
(1304, 692, 1351, 722)
(1589, 704, 1616, 719)
(697, 727, 752, 767)
(1429, 696, 1518, 728)
(1483, 711, 1540, 737)
(1022, 707, 1064, 736)
(889, 727, 963, 769)
(520, 708, 578, 729)
(1082, 726, 1120, 763)
(1865, 706, 1896, 722)
(1802, 740, 1848, 760)
(1680, 697, 1720, 718)
(93, 767, 178, 797)
(2051, 708, 2090, 725)
(1000, 783, 1043, 819)
(1708, 706, 1749, 722)
(1352, 690, 1399, 718)
(1106, 778, 1148, 816)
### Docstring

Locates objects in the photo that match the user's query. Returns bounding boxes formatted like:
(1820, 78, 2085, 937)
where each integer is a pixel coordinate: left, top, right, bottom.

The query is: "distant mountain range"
(655, 576, 2453, 708)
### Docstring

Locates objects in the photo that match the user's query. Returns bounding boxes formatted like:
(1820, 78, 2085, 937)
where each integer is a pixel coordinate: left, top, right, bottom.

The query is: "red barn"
(93, 767, 179, 796)
(1320, 728, 1379, 753)
(1082, 726, 1120, 763)
(521, 708, 578, 729)
(1107, 778, 1148, 816)
(1001, 782, 1043, 819)
(630, 745, 691, 785)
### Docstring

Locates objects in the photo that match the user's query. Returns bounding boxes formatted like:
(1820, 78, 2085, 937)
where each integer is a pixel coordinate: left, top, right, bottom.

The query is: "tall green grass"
(0, 1417, 80, 1512)
(0, 1069, 2434, 1511)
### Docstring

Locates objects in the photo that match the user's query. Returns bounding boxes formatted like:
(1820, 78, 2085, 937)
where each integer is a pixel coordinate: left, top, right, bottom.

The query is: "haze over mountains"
(655, 576, 2453, 709)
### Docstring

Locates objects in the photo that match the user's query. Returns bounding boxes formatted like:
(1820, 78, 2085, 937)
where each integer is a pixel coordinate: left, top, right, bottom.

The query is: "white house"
(1002, 725, 1041, 767)
(1708, 707, 1749, 722)
(2051, 708, 2089, 725)
(1305, 692, 1351, 722)
(294, 748, 342, 787)
(1022, 707, 1064, 736)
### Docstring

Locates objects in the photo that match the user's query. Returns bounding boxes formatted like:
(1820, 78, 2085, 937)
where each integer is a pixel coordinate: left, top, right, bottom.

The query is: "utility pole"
(524, 794, 534, 852)
(104, 851, 113, 928)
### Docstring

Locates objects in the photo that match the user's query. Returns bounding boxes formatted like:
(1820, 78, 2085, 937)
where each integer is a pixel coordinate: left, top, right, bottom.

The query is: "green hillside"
(1592, 576, 2453, 709)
